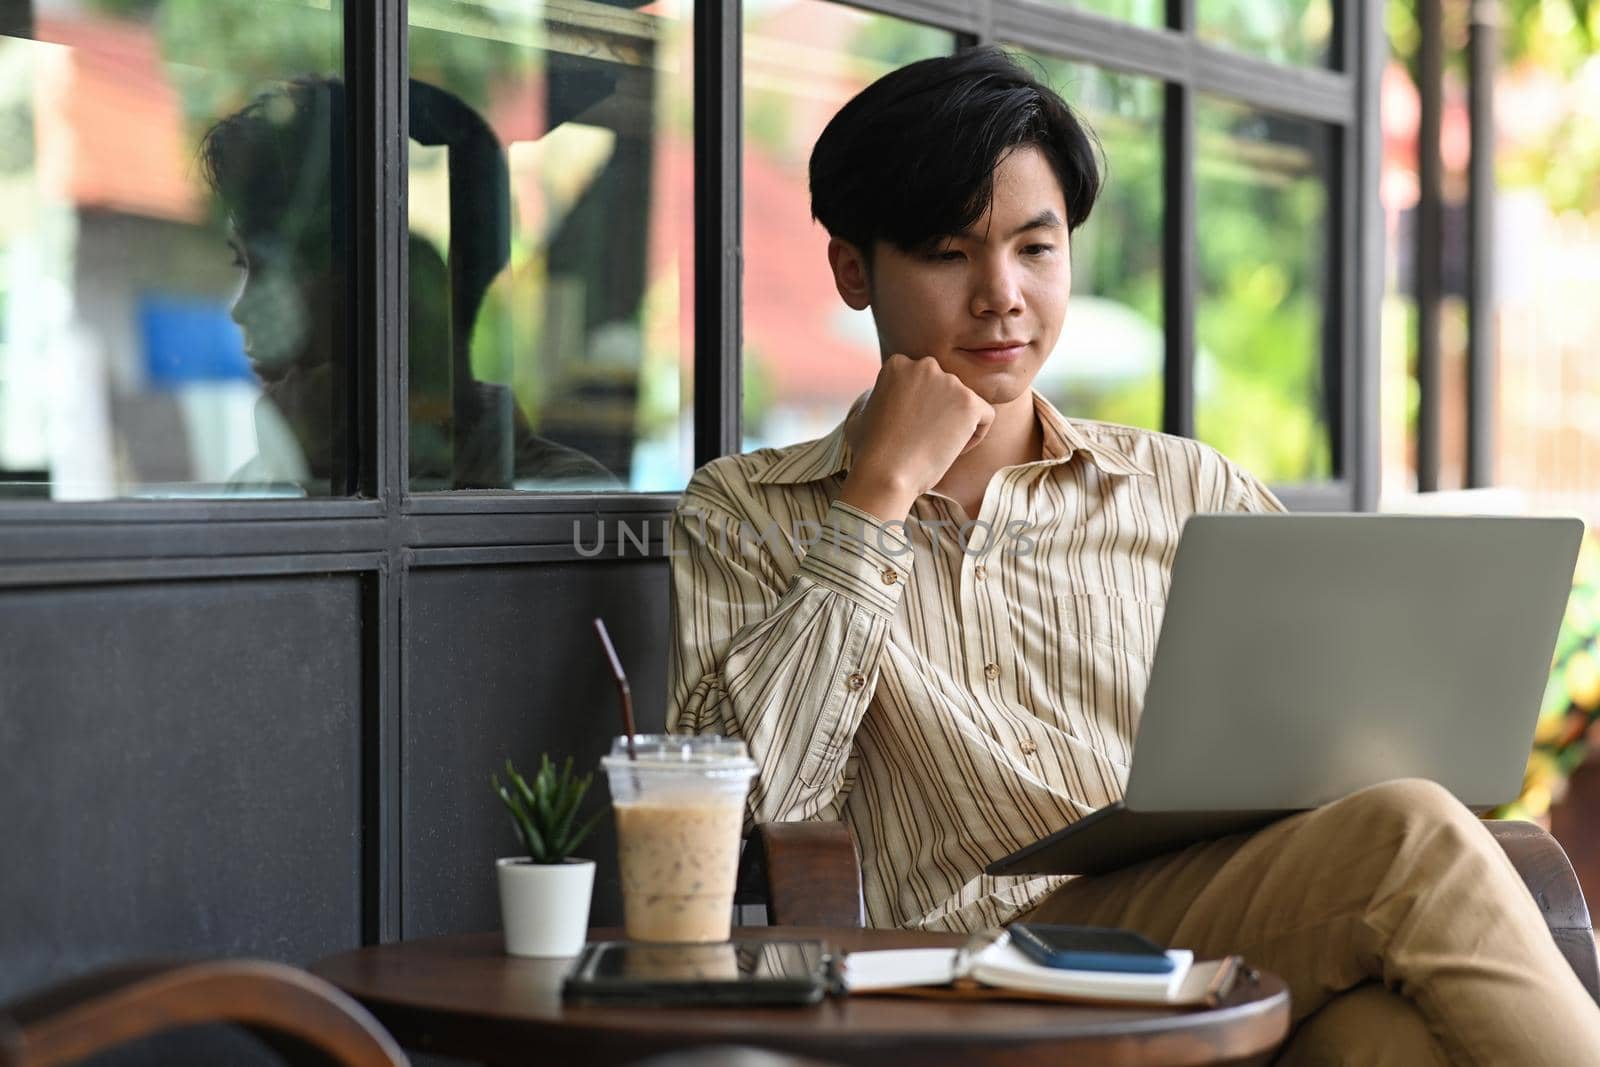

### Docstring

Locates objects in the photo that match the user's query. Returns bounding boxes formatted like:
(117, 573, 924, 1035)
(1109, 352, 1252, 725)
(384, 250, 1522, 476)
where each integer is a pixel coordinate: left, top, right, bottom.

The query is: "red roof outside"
(33, 14, 203, 224)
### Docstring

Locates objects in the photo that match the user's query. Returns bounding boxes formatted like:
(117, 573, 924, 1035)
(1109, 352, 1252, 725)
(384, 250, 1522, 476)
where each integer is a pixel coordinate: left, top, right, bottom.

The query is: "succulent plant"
(493, 755, 604, 864)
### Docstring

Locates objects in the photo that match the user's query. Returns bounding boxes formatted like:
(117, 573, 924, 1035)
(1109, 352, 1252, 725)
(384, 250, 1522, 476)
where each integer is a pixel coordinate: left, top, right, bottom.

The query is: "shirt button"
(880, 566, 899, 585)
(1020, 739, 1038, 756)
(984, 662, 1000, 681)
(846, 671, 867, 691)
(974, 564, 988, 581)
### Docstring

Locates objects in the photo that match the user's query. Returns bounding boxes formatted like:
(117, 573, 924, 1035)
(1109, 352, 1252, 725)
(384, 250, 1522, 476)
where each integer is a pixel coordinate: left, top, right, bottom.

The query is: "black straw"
(592, 618, 637, 760)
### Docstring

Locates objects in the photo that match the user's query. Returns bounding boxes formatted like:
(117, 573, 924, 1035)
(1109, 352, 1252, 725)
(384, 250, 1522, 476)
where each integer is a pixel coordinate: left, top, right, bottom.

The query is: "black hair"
(809, 46, 1101, 259)
(200, 77, 348, 265)
(200, 77, 510, 339)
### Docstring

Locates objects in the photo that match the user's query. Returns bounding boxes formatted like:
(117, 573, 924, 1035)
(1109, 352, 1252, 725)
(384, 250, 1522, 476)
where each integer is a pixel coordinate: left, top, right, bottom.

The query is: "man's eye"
(1023, 244, 1054, 256)
(928, 249, 965, 262)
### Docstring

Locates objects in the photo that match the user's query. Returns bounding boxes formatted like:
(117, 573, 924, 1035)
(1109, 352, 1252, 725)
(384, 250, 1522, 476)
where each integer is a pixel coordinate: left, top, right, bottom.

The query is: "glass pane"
(0, 1, 344, 499)
(1196, 0, 1334, 67)
(1015, 54, 1163, 430)
(408, 0, 692, 492)
(740, 2, 953, 452)
(1041, 1, 1163, 27)
(1194, 97, 1334, 482)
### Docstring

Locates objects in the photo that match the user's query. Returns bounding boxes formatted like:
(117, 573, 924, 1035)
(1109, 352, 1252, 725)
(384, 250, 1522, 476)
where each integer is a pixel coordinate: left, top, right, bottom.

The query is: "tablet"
(562, 939, 834, 1006)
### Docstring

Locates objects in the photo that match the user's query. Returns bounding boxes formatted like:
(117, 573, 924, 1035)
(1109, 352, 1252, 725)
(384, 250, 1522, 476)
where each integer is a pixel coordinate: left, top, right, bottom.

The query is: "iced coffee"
(602, 735, 756, 943)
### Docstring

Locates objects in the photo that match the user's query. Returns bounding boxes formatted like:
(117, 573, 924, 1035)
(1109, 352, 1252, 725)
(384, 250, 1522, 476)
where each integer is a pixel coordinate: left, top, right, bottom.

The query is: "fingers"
(959, 409, 995, 455)
(959, 383, 996, 455)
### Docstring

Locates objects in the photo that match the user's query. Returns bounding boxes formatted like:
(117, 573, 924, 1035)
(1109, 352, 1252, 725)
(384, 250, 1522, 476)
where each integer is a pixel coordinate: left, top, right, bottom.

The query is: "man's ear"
(826, 237, 873, 311)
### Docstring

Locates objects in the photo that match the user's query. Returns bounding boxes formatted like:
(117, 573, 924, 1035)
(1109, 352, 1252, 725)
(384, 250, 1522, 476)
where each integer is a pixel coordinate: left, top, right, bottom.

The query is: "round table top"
(312, 927, 1289, 1067)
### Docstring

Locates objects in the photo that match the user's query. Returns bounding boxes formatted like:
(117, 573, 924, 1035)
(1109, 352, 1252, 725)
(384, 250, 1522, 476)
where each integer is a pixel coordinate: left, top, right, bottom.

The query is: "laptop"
(985, 514, 1584, 879)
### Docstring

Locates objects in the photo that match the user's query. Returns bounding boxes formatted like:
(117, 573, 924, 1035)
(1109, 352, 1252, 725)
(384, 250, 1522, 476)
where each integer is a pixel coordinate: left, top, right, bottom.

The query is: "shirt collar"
(750, 390, 1153, 485)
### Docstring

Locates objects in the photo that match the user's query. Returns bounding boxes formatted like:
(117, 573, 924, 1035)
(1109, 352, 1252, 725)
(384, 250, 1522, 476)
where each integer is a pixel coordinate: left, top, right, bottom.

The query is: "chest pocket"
(1054, 593, 1162, 767)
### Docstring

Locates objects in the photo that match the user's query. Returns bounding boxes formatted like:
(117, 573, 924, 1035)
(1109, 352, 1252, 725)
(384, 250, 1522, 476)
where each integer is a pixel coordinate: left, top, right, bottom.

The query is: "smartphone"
(1008, 922, 1175, 974)
(562, 938, 834, 1005)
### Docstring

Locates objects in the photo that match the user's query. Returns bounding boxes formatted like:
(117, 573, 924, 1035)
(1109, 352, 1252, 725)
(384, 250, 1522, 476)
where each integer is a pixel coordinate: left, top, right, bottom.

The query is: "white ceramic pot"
(496, 856, 595, 958)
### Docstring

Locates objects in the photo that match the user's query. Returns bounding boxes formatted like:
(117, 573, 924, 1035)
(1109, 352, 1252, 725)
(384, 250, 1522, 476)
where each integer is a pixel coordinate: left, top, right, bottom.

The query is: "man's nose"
(970, 259, 1024, 317)
(228, 274, 251, 328)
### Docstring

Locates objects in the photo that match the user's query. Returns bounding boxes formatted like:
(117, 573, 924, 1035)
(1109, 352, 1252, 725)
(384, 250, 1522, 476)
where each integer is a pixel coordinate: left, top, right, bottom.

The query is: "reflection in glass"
(1042, 0, 1162, 27)
(1016, 53, 1163, 430)
(408, 0, 692, 492)
(0, 0, 343, 499)
(740, 1, 952, 452)
(1196, 0, 1333, 68)
(1194, 97, 1334, 482)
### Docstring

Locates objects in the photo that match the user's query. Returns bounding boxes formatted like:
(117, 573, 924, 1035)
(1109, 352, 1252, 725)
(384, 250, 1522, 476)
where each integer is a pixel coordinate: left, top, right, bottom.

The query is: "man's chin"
(251, 359, 293, 386)
(957, 371, 1035, 408)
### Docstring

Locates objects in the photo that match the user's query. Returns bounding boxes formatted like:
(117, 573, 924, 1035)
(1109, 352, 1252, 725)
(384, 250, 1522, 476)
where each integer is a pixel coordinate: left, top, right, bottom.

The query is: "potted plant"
(492, 755, 604, 957)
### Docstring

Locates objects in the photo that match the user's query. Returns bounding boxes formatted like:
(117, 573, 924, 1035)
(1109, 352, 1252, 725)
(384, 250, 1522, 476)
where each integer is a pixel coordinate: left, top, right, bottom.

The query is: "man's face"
(846, 145, 1072, 407)
(227, 225, 338, 477)
(227, 228, 332, 382)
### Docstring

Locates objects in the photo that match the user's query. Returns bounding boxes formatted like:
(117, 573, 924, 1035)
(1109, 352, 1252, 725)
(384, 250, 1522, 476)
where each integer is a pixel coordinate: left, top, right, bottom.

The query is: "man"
(201, 77, 615, 492)
(667, 47, 1600, 1064)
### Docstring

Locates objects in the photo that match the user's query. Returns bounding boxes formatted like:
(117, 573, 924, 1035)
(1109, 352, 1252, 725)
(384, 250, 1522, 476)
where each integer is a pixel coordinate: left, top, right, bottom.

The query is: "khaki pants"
(1020, 779, 1600, 1065)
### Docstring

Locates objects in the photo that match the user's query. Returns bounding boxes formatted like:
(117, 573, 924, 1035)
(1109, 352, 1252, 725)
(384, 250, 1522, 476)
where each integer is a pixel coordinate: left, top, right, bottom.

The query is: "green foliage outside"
(1385, 2, 1600, 819)
(1193, 99, 1332, 482)
(1195, 0, 1333, 66)
(1390, 0, 1600, 216)
(1497, 531, 1600, 821)
(1026, 53, 1331, 480)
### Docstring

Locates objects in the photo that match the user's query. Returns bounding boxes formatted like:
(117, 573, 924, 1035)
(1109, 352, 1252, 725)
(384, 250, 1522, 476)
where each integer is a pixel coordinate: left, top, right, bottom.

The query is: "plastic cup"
(601, 735, 756, 943)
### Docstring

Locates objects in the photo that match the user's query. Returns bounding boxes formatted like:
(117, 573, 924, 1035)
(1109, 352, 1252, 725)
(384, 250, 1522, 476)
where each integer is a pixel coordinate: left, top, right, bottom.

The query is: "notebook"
(839, 931, 1242, 1009)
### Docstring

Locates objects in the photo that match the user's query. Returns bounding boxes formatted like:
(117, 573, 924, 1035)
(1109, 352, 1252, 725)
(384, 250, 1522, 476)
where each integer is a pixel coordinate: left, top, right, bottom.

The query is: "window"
(408, 0, 694, 492)
(1046, 1, 1163, 30)
(1021, 53, 1165, 431)
(740, 1, 954, 452)
(1194, 99, 1335, 482)
(987, 7, 1370, 505)
(0, 0, 1379, 506)
(0, 0, 345, 499)
(1197, 1, 1334, 68)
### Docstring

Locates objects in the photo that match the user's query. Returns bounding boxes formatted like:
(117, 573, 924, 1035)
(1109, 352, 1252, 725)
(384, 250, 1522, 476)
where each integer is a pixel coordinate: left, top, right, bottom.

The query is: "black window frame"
(0, 0, 1386, 533)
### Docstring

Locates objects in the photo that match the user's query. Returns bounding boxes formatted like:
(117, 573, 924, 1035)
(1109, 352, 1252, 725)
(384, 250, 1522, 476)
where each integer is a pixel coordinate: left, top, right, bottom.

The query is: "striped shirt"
(667, 391, 1285, 932)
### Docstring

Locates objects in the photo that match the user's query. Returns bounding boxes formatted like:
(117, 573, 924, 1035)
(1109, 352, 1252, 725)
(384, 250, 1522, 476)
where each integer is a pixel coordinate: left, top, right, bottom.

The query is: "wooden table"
(312, 928, 1290, 1067)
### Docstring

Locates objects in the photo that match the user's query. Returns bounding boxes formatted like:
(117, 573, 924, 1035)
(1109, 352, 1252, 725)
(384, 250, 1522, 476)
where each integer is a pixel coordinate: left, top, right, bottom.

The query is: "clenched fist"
(837, 354, 995, 525)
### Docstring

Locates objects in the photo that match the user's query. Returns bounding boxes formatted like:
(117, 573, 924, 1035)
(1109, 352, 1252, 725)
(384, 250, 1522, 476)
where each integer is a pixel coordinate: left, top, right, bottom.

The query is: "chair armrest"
(737, 822, 864, 927)
(0, 960, 407, 1067)
(1486, 819, 1600, 1003)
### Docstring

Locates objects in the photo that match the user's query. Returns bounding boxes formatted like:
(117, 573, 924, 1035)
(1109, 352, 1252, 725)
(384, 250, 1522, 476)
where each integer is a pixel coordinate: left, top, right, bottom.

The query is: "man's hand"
(837, 354, 994, 525)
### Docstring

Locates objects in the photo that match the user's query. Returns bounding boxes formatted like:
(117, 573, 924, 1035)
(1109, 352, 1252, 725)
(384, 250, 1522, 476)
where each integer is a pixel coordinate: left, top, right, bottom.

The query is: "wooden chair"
(0, 960, 408, 1067)
(737, 818, 1600, 1003)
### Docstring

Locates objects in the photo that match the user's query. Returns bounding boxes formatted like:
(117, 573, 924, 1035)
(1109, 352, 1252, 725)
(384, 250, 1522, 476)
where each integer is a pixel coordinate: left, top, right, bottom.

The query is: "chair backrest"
(0, 960, 407, 1067)
(735, 822, 864, 928)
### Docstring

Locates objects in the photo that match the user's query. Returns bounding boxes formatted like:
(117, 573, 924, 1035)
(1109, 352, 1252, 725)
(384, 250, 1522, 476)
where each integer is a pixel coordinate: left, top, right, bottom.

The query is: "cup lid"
(601, 734, 757, 774)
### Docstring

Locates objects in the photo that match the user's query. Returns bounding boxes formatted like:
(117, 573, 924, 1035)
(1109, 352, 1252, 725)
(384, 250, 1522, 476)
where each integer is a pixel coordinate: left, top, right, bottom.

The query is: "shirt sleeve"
(1222, 462, 1289, 514)
(667, 486, 911, 824)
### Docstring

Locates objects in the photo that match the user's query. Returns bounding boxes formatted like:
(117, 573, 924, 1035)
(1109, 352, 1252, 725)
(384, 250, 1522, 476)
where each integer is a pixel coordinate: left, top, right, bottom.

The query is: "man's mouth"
(957, 341, 1030, 363)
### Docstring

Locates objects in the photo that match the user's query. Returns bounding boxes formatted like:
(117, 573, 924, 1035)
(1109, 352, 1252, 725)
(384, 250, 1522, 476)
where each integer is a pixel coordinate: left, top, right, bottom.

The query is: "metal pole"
(1466, 0, 1500, 487)
(1163, 0, 1197, 440)
(694, 0, 744, 465)
(1416, 0, 1443, 492)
